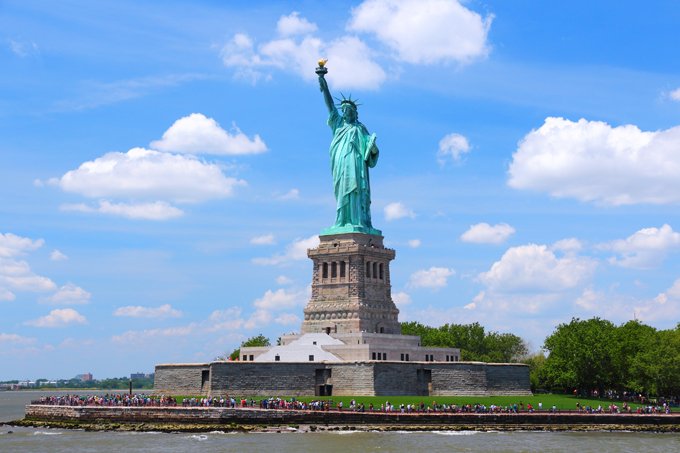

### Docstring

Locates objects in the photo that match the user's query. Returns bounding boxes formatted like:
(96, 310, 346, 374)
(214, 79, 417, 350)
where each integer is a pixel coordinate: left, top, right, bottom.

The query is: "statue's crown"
(336, 93, 360, 110)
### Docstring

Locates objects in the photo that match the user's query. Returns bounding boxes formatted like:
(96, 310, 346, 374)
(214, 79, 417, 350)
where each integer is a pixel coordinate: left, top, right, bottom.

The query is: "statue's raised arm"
(316, 59, 335, 115)
(314, 60, 381, 237)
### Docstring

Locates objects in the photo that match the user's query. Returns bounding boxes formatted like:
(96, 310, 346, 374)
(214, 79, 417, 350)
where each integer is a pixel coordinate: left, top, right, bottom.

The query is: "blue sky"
(2, 0, 680, 380)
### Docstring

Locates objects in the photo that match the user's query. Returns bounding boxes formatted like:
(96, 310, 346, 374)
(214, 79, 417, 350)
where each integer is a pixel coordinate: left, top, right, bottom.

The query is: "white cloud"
(0, 233, 61, 301)
(0, 333, 36, 344)
(408, 267, 455, 289)
(112, 324, 196, 343)
(348, 0, 492, 64)
(244, 309, 273, 330)
(276, 275, 293, 285)
(461, 223, 515, 245)
(509, 117, 680, 205)
(277, 188, 300, 200)
(0, 258, 57, 293)
(437, 133, 471, 164)
(50, 249, 68, 261)
(253, 287, 308, 310)
(253, 235, 319, 265)
(321, 36, 386, 90)
(150, 113, 267, 155)
(207, 307, 245, 332)
(274, 313, 300, 326)
(8, 39, 38, 58)
(602, 224, 680, 269)
(479, 244, 596, 293)
(551, 238, 583, 253)
(407, 239, 421, 248)
(221, 22, 385, 90)
(384, 202, 415, 221)
(463, 291, 485, 310)
(41, 283, 91, 305)
(250, 234, 276, 245)
(113, 304, 182, 318)
(392, 291, 412, 307)
(0, 233, 44, 258)
(61, 200, 184, 221)
(0, 288, 14, 301)
(277, 11, 318, 36)
(53, 74, 206, 112)
(26, 308, 87, 328)
(55, 147, 245, 204)
(574, 287, 603, 310)
(669, 87, 680, 102)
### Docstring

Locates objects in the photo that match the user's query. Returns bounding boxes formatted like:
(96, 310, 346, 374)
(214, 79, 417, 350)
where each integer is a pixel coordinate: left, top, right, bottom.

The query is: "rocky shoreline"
(13, 405, 679, 433)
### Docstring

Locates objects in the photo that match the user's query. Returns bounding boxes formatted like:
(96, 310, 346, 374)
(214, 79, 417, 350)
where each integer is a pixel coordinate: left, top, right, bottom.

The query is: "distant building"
(130, 372, 153, 380)
(75, 373, 93, 382)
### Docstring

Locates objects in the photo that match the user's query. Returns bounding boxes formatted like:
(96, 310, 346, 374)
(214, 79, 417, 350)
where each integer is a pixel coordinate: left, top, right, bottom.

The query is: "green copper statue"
(316, 60, 381, 236)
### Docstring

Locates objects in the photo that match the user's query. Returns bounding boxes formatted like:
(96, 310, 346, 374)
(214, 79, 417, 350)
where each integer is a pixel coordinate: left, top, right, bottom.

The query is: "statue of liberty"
(316, 60, 381, 236)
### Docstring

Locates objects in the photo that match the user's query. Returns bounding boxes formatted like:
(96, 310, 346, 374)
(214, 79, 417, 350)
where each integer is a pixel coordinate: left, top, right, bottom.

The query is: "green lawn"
(175, 394, 676, 412)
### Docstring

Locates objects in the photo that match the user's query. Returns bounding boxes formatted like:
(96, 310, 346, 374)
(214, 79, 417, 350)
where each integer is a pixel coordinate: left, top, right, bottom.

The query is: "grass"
(174, 394, 676, 412)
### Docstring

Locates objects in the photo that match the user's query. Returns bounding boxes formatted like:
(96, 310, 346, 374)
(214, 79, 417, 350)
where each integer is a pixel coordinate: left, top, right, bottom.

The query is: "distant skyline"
(1, 0, 680, 380)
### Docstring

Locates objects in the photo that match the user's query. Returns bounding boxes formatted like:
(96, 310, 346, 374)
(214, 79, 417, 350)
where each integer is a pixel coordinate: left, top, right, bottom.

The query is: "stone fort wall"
(154, 361, 530, 397)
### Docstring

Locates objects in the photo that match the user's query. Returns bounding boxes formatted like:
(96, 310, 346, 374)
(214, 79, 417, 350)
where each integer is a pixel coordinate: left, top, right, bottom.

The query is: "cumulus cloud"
(276, 275, 293, 285)
(61, 200, 184, 221)
(277, 188, 300, 201)
(244, 309, 273, 330)
(0, 233, 59, 301)
(0, 332, 36, 344)
(348, 0, 492, 64)
(277, 11, 318, 36)
(392, 291, 412, 307)
(0, 258, 57, 296)
(551, 238, 583, 253)
(253, 287, 309, 310)
(461, 223, 515, 245)
(26, 308, 87, 328)
(8, 39, 38, 58)
(113, 304, 182, 318)
(250, 234, 276, 245)
(274, 313, 300, 326)
(574, 287, 603, 311)
(253, 235, 319, 265)
(408, 267, 455, 289)
(112, 324, 196, 343)
(509, 117, 680, 205)
(54, 148, 244, 203)
(0, 288, 14, 302)
(407, 239, 421, 248)
(437, 133, 471, 164)
(150, 113, 267, 155)
(50, 249, 68, 261)
(0, 233, 44, 258)
(221, 19, 385, 89)
(601, 224, 680, 269)
(41, 283, 91, 305)
(384, 202, 415, 221)
(479, 244, 596, 293)
(669, 88, 680, 102)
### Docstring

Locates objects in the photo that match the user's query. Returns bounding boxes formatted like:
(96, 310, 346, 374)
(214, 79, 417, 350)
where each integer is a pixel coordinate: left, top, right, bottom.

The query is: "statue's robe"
(328, 108, 379, 230)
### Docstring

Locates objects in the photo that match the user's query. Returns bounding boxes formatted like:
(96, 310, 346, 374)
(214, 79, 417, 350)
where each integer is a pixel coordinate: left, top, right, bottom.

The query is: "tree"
(542, 317, 617, 394)
(225, 334, 271, 361)
(612, 320, 658, 394)
(522, 352, 547, 392)
(401, 321, 527, 362)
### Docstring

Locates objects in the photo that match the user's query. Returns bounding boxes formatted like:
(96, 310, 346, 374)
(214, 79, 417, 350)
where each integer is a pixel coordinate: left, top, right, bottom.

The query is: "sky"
(2, 0, 680, 380)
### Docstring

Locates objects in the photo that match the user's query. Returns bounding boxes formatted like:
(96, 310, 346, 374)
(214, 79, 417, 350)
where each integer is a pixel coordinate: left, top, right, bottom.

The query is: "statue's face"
(342, 104, 357, 123)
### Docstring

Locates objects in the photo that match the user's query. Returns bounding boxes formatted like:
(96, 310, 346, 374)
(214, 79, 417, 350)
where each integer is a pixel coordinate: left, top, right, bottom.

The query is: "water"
(2, 391, 678, 452)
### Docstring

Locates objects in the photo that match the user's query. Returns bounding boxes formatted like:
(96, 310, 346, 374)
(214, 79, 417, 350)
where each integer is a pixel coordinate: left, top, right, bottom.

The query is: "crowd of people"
(32, 393, 178, 407)
(31, 394, 674, 415)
